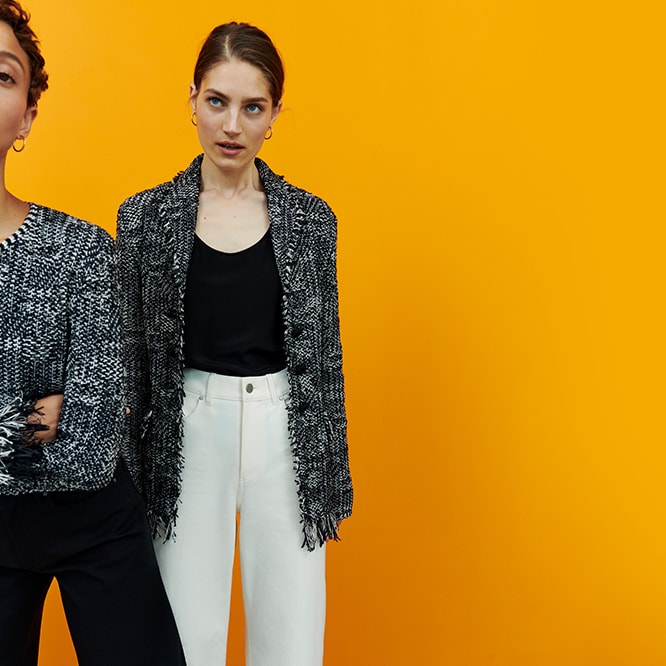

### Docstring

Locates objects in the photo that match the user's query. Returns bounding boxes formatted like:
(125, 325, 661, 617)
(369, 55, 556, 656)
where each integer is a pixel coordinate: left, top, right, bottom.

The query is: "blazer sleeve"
(40, 227, 124, 487)
(116, 195, 150, 491)
(318, 202, 353, 521)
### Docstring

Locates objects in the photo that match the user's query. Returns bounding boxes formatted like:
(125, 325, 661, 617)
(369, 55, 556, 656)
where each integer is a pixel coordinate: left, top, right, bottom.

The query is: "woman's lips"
(217, 142, 244, 156)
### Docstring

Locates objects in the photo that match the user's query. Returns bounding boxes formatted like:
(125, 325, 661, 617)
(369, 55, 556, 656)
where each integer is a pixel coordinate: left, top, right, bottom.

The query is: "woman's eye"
(0, 72, 15, 84)
(208, 97, 223, 107)
(247, 104, 262, 114)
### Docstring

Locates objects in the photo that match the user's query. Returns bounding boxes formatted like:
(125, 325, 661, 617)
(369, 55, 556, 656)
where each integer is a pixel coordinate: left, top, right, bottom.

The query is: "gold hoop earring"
(12, 137, 26, 153)
(190, 112, 197, 127)
(264, 126, 273, 140)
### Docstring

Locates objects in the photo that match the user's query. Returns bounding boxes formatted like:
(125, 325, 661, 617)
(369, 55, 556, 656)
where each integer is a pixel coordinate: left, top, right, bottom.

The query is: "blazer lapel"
(169, 156, 202, 299)
(142, 156, 201, 337)
(257, 159, 305, 294)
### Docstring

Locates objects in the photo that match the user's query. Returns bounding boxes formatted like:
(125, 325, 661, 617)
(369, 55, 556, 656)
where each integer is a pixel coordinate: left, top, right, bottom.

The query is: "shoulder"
(257, 159, 337, 224)
(118, 155, 203, 224)
(282, 181, 338, 240)
(117, 180, 172, 222)
(31, 203, 113, 253)
(289, 182, 335, 221)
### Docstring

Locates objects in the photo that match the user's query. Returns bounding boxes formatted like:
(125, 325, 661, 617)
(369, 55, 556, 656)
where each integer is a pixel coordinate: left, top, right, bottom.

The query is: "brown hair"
(0, 0, 48, 106)
(194, 22, 284, 106)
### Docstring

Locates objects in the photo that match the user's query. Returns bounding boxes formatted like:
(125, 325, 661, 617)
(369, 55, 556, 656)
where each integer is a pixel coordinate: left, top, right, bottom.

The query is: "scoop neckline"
(194, 228, 270, 256)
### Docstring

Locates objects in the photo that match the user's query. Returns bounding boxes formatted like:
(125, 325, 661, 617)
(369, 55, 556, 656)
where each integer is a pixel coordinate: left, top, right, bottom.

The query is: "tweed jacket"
(0, 204, 123, 493)
(116, 155, 352, 549)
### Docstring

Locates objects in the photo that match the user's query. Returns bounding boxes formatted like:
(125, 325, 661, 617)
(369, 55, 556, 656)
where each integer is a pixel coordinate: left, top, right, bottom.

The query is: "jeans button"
(246, 383, 254, 394)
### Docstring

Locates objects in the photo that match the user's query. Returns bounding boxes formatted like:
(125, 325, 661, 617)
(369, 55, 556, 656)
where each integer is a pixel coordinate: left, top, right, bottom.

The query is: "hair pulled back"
(194, 22, 284, 106)
(0, 0, 48, 106)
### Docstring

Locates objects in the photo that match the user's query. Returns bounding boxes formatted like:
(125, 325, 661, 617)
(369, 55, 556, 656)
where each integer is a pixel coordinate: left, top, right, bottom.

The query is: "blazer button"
(292, 325, 303, 338)
(299, 402, 309, 414)
(294, 363, 307, 375)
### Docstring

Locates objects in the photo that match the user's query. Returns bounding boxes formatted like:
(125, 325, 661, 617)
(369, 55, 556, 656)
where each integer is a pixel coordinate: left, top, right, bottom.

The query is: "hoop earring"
(264, 126, 273, 140)
(190, 112, 197, 127)
(12, 137, 26, 153)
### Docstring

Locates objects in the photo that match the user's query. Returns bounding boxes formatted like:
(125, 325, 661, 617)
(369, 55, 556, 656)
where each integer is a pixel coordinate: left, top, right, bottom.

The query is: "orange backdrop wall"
(7, 1, 664, 664)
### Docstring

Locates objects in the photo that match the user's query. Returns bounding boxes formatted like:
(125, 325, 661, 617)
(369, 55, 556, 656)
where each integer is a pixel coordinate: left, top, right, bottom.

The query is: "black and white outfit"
(0, 204, 185, 666)
(117, 155, 353, 665)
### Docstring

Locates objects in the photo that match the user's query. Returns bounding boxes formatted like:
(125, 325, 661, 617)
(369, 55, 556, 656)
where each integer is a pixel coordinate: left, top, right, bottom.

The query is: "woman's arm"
(39, 227, 124, 488)
(317, 202, 353, 523)
(0, 397, 36, 483)
(116, 196, 150, 491)
(27, 394, 63, 443)
(0, 394, 62, 484)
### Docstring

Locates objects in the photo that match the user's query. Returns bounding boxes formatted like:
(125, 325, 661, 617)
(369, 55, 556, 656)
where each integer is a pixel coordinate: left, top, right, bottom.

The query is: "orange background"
(7, 1, 665, 664)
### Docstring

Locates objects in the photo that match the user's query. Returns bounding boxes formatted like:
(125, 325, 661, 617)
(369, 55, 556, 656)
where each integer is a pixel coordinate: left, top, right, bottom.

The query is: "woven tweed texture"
(117, 156, 353, 549)
(0, 204, 124, 493)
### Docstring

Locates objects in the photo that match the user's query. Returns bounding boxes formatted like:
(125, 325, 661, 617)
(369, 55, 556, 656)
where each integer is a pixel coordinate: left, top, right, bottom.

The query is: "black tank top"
(183, 231, 286, 376)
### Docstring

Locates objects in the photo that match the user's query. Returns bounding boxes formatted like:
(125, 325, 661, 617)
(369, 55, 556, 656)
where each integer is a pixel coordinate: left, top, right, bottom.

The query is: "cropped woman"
(0, 2, 184, 664)
(117, 22, 353, 666)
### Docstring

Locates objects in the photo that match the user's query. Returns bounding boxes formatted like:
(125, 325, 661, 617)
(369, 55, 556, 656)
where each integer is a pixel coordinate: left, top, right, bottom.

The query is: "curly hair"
(0, 0, 48, 106)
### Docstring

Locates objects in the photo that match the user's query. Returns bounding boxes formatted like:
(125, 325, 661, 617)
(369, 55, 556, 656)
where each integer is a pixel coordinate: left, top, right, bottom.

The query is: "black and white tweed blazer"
(0, 204, 123, 493)
(116, 156, 352, 549)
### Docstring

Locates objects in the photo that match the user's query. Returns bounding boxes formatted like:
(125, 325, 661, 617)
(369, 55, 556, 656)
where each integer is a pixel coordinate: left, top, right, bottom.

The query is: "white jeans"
(154, 368, 326, 666)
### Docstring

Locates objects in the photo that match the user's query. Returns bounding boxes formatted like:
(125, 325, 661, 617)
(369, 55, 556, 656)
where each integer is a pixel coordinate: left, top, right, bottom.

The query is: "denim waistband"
(182, 368, 290, 404)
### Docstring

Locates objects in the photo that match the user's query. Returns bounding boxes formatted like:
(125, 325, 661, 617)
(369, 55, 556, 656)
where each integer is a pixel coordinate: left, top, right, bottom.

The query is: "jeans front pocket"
(181, 389, 204, 419)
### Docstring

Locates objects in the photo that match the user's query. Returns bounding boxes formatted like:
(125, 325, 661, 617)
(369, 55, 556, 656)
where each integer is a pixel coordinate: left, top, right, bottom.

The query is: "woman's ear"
(189, 83, 198, 110)
(271, 100, 282, 126)
(18, 105, 38, 139)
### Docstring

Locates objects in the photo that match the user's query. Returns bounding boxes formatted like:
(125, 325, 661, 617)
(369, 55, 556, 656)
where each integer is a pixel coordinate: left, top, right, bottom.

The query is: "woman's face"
(190, 58, 281, 175)
(0, 21, 36, 157)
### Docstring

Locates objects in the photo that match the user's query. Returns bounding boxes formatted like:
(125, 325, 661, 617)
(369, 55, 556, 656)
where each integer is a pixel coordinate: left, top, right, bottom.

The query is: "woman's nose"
(222, 111, 241, 135)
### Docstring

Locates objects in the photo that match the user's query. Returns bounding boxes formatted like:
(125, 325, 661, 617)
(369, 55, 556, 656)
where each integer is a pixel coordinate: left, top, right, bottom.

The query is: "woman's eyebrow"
(0, 50, 26, 71)
(203, 88, 269, 104)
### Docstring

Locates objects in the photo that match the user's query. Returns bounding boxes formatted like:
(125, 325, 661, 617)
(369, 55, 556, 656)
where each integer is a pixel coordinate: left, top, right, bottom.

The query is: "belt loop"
(205, 372, 214, 405)
(266, 373, 278, 405)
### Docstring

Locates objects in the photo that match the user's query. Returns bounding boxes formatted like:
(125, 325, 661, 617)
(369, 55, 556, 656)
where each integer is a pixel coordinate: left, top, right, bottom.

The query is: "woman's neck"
(0, 187, 30, 241)
(200, 155, 262, 199)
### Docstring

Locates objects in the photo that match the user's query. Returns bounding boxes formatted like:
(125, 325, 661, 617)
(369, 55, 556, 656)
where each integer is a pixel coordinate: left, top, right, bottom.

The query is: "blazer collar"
(161, 154, 305, 293)
(158, 155, 202, 297)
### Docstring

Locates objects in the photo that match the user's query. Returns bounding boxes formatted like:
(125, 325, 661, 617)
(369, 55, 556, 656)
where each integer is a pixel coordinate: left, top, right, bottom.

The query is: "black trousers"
(0, 462, 186, 666)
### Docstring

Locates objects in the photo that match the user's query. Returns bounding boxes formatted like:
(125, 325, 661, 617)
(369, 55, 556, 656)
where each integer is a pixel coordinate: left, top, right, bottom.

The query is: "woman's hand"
(27, 394, 64, 443)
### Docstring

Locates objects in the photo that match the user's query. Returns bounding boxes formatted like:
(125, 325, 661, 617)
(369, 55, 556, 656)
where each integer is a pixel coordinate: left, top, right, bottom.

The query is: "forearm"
(0, 397, 45, 485)
(320, 230, 353, 518)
